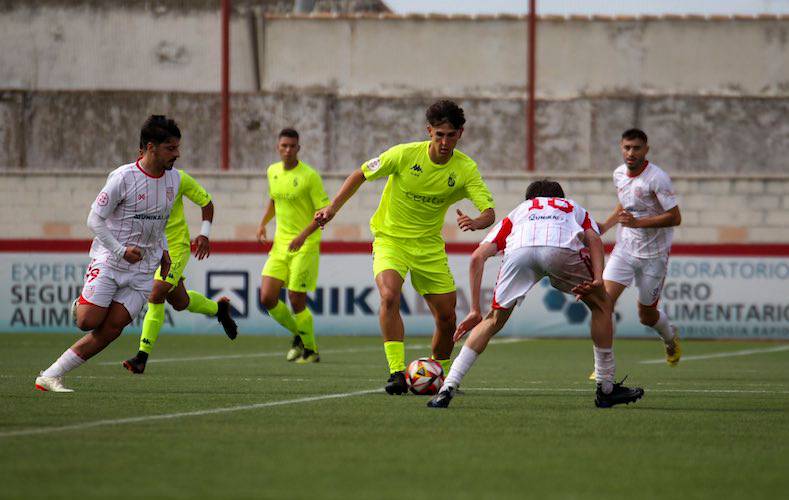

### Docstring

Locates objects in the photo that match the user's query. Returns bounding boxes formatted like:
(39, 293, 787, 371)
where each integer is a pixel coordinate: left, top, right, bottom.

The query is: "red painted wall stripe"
(2, 239, 789, 256)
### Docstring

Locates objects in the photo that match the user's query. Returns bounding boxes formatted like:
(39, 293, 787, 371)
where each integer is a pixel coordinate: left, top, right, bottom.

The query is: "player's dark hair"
(278, 128, 299, 141)
(426, 100, 466, 129)
(140, 115, 181, 148)
(622, 128, 648, 143)
(525, 179, 565, 200)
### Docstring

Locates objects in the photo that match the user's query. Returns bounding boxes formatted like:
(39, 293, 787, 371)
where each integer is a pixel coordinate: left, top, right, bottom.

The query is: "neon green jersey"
(267, 160, 329, 248)
(361, 141, 495, 240)
(166, 169, 212, 255)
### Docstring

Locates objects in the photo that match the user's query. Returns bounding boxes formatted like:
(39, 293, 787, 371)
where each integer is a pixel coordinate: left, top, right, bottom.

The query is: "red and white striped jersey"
(481, 197, 598, 255)
(612, 162, 678, 258)
(89, 161, 180, 274)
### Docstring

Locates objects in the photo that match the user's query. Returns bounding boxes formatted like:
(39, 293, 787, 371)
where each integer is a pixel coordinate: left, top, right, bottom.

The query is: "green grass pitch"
(2, 333, 788, 499)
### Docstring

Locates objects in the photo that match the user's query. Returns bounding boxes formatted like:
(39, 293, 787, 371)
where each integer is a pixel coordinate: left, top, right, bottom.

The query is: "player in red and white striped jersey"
(427, 180, 644, 409)
(597, 128, 682, 370)
(35, 115, 181, 393)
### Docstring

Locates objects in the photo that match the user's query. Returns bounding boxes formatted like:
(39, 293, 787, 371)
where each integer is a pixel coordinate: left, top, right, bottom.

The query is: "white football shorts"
(492, 246, 594, 310)
(78, 259, 154, 319)
(602, 250, 668, 306)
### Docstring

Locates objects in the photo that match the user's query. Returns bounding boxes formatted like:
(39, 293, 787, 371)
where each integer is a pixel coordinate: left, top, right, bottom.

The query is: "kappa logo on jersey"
(207, 271, 248, 317)
(96, 192, 109, 206)
(137, 194, 146, 201)
(166, 187, 174, 202)
(410, 164, 423, 176)
(448, 172, 456, 187)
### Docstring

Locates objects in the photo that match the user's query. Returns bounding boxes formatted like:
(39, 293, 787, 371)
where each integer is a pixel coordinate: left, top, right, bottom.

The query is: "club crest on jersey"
(166, 187, 174, 201)
(448, 172, 456, 187)
(410, 164, 423, 176)
(293, 178, 298, 187)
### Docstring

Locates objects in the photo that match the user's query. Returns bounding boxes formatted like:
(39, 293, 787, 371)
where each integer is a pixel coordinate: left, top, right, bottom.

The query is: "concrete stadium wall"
(1, 91, 787, 174)
(1, 6, 787, 174)
(2, 170, 789, 244)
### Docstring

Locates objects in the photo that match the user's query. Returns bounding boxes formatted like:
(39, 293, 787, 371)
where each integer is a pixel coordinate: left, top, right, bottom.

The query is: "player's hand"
(571, 279, 604, 300)
(123, 246, 143, 264)
(456, 209, 479, 232)
(193, 235, 210, 260)
(617, 210, 639, 228)
(314, 205, 337, 227)
(160, 250, 171, 279)
(454, 310, 483, 342)
(256, 226, 268, 245)
(289, 235, 306, 252)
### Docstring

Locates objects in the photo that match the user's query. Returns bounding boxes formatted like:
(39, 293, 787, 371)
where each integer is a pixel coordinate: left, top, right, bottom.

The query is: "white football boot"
(35, 374, 74, 393)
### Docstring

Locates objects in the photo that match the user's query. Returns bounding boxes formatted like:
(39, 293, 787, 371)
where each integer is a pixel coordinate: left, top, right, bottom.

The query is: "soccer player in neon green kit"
(123, 156, 238, 374)
(315, 100, 496, 394)
(257, 128, 329, 363)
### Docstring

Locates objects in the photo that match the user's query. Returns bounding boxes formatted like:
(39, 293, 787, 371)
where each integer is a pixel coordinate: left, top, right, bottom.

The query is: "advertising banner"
(2, 243, 788, 339)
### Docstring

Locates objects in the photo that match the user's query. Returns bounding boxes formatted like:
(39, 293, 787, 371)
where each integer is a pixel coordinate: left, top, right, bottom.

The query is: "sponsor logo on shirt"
(404, 191, 445, 205)
(133, 214, 168, 220)
(410, 164, 423, 176)
(528, 213, 565, 222)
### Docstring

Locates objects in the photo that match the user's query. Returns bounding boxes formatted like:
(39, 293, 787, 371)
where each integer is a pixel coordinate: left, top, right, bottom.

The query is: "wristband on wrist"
(200, 220, 212, 238)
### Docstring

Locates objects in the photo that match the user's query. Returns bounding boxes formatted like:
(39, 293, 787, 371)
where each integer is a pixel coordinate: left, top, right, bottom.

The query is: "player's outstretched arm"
(257, 199, 275, 244)
(619, 205, 681, 229)
(572, 229, 606, 299)
(193, 201, 214, 260)
(456, 208, 495, 232)
(454, 242, 498, 342)
(314, 169, 366, 227)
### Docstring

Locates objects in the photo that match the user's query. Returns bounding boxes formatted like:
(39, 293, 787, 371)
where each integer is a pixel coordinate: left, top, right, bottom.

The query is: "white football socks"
(651, 308, 676, 343)
(593, 346, 615, 394)
(442, 345, 479, 390)
(41, 349, 85, 378)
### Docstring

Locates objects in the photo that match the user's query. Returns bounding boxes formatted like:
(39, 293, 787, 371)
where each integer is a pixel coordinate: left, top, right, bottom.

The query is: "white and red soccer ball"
(405, 358, 444, 395)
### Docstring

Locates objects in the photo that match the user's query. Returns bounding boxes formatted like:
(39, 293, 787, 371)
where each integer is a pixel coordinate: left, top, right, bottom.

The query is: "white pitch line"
(97, 337, 531, 366)
(0, 388, 382, 439)
(468, 387, 789, 395)
(639, 344, 789, 364)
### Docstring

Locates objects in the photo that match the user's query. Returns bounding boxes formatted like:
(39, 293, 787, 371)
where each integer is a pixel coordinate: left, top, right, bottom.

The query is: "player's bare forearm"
(315, 169, 366, 226)
(469, 245, 494, 311)
(201, 201, 214, 223)
(257, 199, 275, 243)
(584, 230, 605, 282)
(474, 208, 495, 230)
(290, 220, 322, 251)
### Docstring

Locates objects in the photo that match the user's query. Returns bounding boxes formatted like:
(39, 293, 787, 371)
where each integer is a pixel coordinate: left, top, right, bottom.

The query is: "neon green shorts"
(373, 235, 455, 296)
(262, 244, 320, 292)
(156, 247, 190, 287)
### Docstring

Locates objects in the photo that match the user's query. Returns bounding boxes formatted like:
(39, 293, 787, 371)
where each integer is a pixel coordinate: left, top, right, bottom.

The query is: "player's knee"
(171, 300, 188, 312)
(75, 316, 97, 332)
(379, 289, 400, 311)
(436, 309, 456, 327)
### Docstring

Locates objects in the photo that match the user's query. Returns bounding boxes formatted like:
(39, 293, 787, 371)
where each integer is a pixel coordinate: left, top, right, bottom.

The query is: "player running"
(122, 162, 238, 374)
(315, 100, 496, 394)
(427, 180, 644, 409)
(592, 128, 682, 377)
(35, 115, 181, 392)
(257, 128, 329, 363)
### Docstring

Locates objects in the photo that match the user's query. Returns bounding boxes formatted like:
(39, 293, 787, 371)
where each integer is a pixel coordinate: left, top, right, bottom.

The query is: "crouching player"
(35, 115, 181, 392)
(427, 180, 644, 409)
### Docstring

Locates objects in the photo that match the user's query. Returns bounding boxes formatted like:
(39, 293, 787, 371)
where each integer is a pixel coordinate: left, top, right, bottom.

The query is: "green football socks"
(384, 341, 406, 373)
(139, 302, 165, 354)
(186, 290, 218, 316)
(294, 308, 317, 352)
(434, 357, 451, 376)
(268, 300, 299, 335)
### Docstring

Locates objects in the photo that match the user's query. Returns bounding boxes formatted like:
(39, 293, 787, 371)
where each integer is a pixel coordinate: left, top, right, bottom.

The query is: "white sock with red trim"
(443, 345, 479, 390)
(593, 346, 615, 394)
(41, 349, 85, 377)
(651, 308, 676, 343)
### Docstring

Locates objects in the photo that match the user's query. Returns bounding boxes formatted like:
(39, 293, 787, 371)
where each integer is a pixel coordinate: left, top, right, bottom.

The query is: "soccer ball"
(405, 358, 444, 395)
